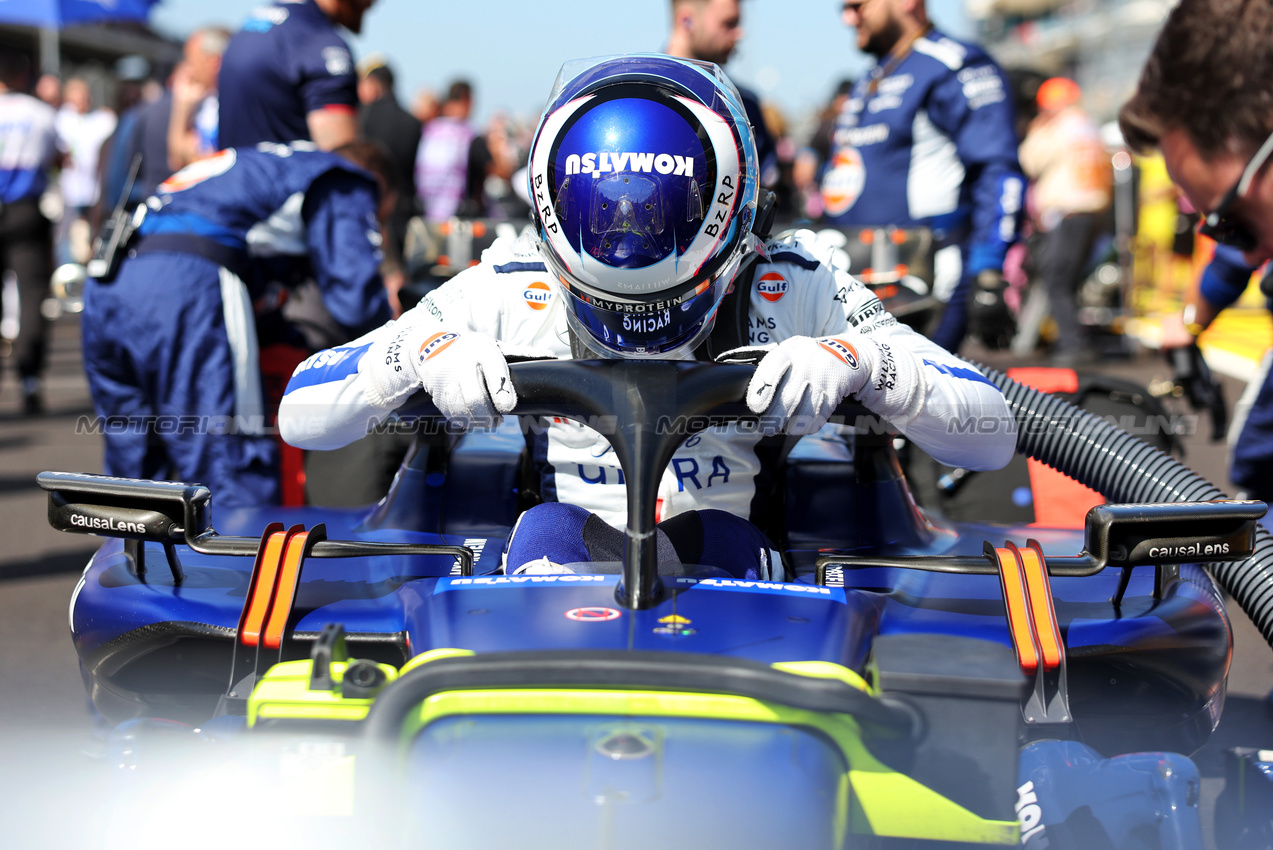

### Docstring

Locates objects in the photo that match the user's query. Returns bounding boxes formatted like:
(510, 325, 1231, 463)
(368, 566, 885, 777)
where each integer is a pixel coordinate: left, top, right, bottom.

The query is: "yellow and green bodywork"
(248, 649, 1019, 846)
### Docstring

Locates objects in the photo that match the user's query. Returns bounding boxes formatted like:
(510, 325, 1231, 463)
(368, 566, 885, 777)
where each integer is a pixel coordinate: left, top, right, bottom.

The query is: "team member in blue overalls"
(280, 56, 1014, 578)
(81, 142, 391, 506)
(820, 0, 1025, 353)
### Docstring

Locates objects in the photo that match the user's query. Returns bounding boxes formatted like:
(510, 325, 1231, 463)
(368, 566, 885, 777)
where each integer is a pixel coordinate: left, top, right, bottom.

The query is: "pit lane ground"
(0, 315, 1269, 846)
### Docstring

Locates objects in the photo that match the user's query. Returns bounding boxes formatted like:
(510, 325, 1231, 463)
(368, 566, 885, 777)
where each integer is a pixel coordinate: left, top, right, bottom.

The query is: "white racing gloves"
(727, 332, 923, 435)
(362, 326, 517, 428)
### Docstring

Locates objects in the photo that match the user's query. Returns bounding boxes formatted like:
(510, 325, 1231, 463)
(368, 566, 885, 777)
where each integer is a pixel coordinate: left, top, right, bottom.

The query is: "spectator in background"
(410, 87, 439, 126)
(416, 79, 475, 222)
(793, 78, 853, 218)
(459, 110, 518, 220)
(0, 50, 61, 414)
(760, 101, 800, 223)
(167, 26, 230, 171)
(664, 0, 778, 188)
(91, 58, 152, 234)
(807, 79, 855, 170)
(219, 0, 376, 151)
(55, 76, 116, 264)
(1019, 77, 1113, 366)
(357, 53, 420, 279)
(114, 61, 175, 206)
(103, 29, 227, 216)
(35, 73, 60, 110)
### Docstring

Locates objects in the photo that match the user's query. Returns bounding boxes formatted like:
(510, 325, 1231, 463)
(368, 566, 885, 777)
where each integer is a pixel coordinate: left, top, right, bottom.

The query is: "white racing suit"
(281, 229, 1015, 532)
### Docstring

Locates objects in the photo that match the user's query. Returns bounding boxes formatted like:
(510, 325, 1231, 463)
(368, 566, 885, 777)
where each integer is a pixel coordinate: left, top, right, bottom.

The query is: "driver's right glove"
(362, 326, 517, 428)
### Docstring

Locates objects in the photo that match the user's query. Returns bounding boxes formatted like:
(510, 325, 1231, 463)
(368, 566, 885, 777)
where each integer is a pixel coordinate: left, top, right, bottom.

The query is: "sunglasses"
(1198, 128, 1273, 252)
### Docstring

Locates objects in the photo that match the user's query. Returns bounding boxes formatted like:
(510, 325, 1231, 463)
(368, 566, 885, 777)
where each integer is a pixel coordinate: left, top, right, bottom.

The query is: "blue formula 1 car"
(40, 359, 1273, 849)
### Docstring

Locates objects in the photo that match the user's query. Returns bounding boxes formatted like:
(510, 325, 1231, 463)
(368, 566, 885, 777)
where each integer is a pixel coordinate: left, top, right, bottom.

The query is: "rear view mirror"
(37, 472, 211, 544)
(1085, 500, 1266, 568)
(38, 471, 476, 584)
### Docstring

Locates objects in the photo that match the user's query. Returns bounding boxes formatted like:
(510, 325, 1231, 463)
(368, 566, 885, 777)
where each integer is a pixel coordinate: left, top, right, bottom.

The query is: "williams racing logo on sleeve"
(818, 337, 860, 368)
(523, 281, 553, 310)
(756, 272, 788, 302)
(418, 332, 459, 362)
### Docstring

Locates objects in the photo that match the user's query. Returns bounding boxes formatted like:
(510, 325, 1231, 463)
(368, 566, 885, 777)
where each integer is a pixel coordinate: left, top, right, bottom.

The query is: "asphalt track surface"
(0, 316, 1270, 847)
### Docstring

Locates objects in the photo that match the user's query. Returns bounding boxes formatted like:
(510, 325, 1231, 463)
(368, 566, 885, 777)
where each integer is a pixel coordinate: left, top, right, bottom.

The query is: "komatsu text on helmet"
(527, 54, 760, 358)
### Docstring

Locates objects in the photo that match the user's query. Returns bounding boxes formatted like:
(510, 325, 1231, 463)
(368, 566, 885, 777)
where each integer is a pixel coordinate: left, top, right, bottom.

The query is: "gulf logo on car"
(756, 272, 788, 302)
(818, 337, 859, 368)
(418, 331, 459, 361)
(524, 281, 553, 310)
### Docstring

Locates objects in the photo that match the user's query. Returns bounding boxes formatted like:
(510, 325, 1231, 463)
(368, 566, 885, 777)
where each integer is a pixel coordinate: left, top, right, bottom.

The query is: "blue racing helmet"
(528, 54, 760, 358)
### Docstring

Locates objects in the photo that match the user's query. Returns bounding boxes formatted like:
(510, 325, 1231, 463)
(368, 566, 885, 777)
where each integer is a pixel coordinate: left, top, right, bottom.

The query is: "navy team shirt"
(218, 0, 358, 148)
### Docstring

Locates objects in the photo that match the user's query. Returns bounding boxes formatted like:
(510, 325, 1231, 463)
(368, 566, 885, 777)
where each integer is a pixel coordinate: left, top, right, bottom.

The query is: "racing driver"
(280, 55, 1015, 578)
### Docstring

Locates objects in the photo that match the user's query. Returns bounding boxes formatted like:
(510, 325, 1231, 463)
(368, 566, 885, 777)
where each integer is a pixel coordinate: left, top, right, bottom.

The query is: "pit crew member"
(82, 141, 392, 506)
(1162, 244, 1272, 504)
(280, 55, 1015, 577)
(219, 0, 374, 151)
(821, 0, 1025, 353)
(1120, 0, 1273, 516)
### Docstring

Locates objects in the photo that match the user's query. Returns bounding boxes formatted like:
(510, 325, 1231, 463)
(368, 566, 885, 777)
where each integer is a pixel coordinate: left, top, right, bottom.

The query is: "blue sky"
(151, 0, 971, 130)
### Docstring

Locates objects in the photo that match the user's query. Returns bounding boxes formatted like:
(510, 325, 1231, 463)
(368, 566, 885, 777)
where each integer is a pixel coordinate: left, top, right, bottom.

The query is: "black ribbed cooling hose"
(982, 366, 1273, 649)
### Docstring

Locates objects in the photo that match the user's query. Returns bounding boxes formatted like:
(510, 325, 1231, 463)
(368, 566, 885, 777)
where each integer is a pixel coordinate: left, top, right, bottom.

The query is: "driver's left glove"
(736, 332, 911, 435)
